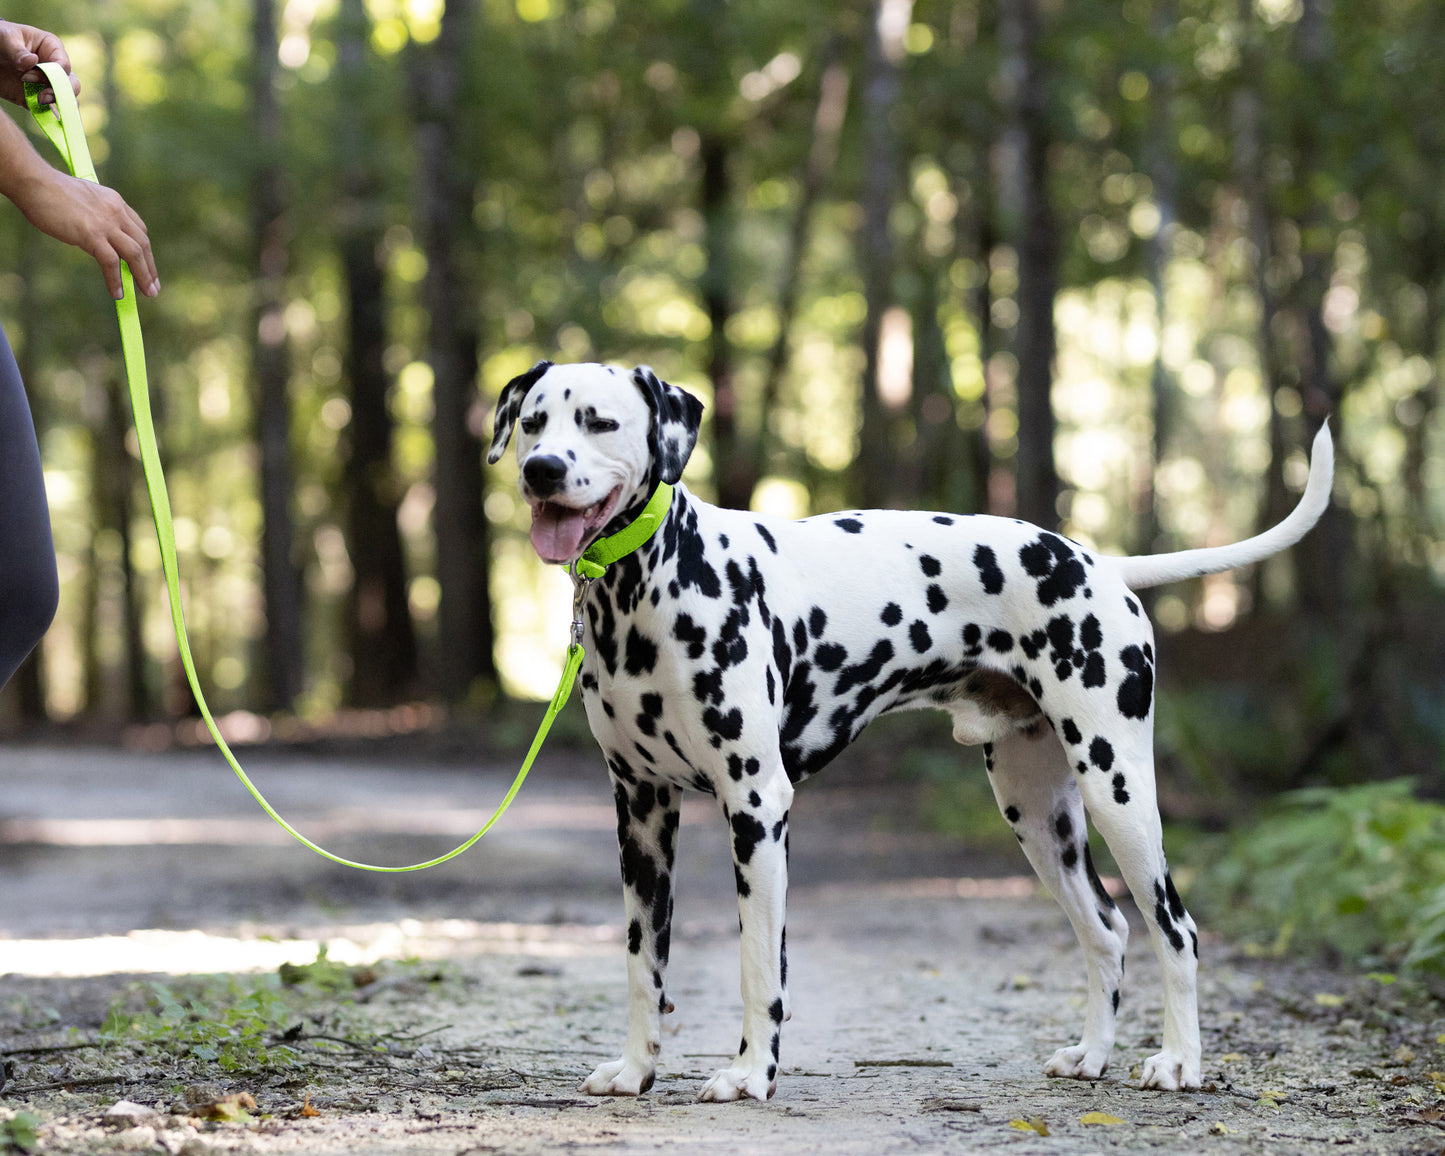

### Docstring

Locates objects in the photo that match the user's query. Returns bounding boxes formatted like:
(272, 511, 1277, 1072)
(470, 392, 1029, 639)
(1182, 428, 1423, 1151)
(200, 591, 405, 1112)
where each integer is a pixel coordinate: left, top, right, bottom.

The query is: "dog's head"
(487, 361, 704, 565)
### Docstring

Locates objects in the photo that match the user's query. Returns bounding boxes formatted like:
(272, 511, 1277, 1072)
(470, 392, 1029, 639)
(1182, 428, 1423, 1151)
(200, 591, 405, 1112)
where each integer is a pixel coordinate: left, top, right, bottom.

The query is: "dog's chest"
(576, 528, 784, 787)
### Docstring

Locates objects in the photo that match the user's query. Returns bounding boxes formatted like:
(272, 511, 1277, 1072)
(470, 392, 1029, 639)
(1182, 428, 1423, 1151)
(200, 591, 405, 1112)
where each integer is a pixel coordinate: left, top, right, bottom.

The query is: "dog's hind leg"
(983, 728, 1130, 1082)
(699, 766, 794, 1102)
(580, 768, 681, 1097)
(1068, 732, 1201, 1091)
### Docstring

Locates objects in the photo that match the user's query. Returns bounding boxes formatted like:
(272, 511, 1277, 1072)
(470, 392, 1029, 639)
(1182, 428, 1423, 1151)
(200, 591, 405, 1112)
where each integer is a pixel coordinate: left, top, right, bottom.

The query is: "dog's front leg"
(581, 771, 681, 1097)
(700, 769, 793, 1102)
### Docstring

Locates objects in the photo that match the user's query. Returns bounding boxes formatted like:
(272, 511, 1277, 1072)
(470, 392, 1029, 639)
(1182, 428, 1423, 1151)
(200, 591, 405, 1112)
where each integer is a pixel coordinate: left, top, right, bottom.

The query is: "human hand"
(13, 167, 160, 299)
(0, 21, 80, 108)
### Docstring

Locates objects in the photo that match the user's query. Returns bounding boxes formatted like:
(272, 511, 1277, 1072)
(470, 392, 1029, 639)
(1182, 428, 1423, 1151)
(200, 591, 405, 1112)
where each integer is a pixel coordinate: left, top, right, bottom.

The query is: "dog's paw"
(579, 1057, 656, 1096)
(698, 1063, 776, 1102)
(1140, 1051, 1202, 1091)
(1043, 1043, 1110, 1080)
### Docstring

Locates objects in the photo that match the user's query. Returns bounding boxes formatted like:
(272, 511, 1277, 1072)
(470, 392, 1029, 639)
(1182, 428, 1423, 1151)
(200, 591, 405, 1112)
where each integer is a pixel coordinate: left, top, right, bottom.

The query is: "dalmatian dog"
(487, 359, 1334, 1102)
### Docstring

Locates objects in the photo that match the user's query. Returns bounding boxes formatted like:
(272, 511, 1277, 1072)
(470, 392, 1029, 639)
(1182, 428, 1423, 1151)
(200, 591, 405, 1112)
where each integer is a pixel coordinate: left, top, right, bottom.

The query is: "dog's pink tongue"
(530, 503, 588, 563)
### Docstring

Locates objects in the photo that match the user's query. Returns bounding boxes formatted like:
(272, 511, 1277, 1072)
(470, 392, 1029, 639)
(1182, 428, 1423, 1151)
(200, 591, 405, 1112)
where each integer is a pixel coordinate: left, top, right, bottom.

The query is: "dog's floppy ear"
(632, 366, 704, 485)
(487, 360, 553, 464)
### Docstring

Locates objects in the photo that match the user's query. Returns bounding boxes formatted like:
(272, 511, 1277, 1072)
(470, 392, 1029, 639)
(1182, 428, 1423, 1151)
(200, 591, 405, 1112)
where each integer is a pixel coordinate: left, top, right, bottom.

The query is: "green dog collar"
(572, 482, 675, 580)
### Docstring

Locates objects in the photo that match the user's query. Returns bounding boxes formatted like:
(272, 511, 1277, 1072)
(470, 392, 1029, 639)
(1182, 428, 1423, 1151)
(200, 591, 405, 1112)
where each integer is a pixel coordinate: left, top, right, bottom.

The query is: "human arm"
(0, 23, 158, 299)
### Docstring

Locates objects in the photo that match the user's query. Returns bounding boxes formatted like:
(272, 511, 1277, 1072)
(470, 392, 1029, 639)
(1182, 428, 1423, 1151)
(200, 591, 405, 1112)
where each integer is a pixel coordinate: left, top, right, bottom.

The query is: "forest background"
(0, 0, 1441, 831)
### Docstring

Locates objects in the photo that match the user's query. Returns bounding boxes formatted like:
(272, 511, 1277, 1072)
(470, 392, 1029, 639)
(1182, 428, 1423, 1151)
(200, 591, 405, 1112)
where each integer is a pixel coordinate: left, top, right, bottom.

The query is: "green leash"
(23, 61, 672, 871)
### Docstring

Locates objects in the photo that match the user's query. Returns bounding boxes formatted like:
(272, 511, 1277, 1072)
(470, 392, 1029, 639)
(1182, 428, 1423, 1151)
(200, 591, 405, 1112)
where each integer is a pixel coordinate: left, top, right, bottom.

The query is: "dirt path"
(1, 744, 1442, 1154)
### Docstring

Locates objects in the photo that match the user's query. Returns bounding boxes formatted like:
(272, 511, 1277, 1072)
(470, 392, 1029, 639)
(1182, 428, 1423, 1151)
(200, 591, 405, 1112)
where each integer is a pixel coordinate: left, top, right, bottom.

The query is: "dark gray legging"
(0, 322, 59, 689)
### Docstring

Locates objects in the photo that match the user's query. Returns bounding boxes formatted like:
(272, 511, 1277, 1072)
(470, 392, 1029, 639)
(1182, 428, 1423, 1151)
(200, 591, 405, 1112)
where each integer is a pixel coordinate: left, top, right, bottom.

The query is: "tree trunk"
(1290, 0, 1350, 622)
(337, 0, 417, 706)
(855, 0, 912, 510)
(701, 131, 746, 508)
(416, 0, 495, 702)
(250, 0, 306, 711)
(1140, 0, 1179, 559)
(1002, 0, 1060, 529)
(101, 30, 151, 722)
(1234, 0, 1290, 614)
(745, 51, 850, 508)
(963, 166, 996, 514)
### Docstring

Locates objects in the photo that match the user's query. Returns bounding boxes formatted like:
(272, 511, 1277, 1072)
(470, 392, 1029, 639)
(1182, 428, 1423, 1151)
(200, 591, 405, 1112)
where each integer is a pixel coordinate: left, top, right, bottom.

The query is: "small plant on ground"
(1190, 779, 1445, 972)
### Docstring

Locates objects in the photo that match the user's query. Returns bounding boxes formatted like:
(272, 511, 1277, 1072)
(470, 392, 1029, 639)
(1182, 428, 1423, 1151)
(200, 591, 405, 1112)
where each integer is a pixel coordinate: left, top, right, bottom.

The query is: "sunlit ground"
(0, 919, 623, 978)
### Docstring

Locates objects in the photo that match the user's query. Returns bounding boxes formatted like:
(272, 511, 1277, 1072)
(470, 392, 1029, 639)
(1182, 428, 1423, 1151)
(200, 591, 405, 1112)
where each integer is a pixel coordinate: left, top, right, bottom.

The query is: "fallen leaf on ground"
(1314, 993, 1344, 1007)
(1210, 1122, 1238, 1135)
(301, 1094, 320, 1118)
(1009, 1117, 1049, 1136)
(1080, 1112, 1127, 1126)
(191, 1093, 257, 1122)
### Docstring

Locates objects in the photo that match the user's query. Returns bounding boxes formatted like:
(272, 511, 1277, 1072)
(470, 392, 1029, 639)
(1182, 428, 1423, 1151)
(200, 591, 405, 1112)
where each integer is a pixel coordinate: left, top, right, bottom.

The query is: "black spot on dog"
(835, 639, 894, 696)
(1153, 880, 1186, 952)
(963, 623, 982, 657)
(974, 545, 1005, 594)
(624, 627, 659, 676)
(1164, 871, 1185, 921)
(1019, 532, 1088, 607)
(1085, 844, 1117, 909)
(1062, 844, 1078, 869)
(676, 509, 722, 599)
(834, 518, 863, 534)
(1117, 644, 1155, 719)
(756, 523, 778, 553)
(704, 707, 744, 745)
(814, 642, 847, 672)
(920, 554, 942, 578)
(673, 614, 707, 660)
(1089, 736, 1115, 771)
(1112, 989, 1120, 1013)
(693, 667, 724, 706)
(1004, 805, 1021, 823)
(732, 812, 767, 865)
(926, 584, 948, 614)
(628, 919, 642, 954)
(1061, 718, 1082, 746)
(881, 602, 903, 627)
(909, 621, 932, 653)
(769, 997, 784, 1024)
(809, 607, 828, 638)
(933, 515, 954, 526)
(1124, 595, 1140, 616)
(1112, 773, 1130, 805)
(1019, 630, 1045, 660)
(1054, 813, 1073, 841)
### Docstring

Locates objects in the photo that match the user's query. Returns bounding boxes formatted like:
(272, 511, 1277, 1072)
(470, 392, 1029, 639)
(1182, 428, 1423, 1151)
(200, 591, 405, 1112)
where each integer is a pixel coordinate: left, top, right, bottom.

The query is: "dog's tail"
(1112, 422, 1334, 591)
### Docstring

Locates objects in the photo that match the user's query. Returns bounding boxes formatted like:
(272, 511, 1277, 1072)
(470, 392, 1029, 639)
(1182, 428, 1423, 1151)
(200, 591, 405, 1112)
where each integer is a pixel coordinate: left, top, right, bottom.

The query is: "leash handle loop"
(24, 61, 581, 872)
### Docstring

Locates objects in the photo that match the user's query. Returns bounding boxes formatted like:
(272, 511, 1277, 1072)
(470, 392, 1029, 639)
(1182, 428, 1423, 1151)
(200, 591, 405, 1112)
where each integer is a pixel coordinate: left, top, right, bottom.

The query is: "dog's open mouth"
(528, 487, 623, 564)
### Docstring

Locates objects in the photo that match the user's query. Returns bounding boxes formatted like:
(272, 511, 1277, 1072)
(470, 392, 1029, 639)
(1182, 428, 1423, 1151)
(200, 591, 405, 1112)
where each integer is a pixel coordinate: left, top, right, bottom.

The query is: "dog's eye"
(520, 413, 547, 436)
(587, 417, 620, 434)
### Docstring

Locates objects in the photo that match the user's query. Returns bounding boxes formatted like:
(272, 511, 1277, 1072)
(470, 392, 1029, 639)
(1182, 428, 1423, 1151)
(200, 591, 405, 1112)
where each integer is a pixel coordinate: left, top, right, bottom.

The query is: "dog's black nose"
(523, 454, 569, 497)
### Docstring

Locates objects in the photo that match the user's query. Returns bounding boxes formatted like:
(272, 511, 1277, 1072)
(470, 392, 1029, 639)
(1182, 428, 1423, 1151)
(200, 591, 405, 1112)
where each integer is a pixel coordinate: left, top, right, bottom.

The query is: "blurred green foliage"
(1187, 780, 1445, 974)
